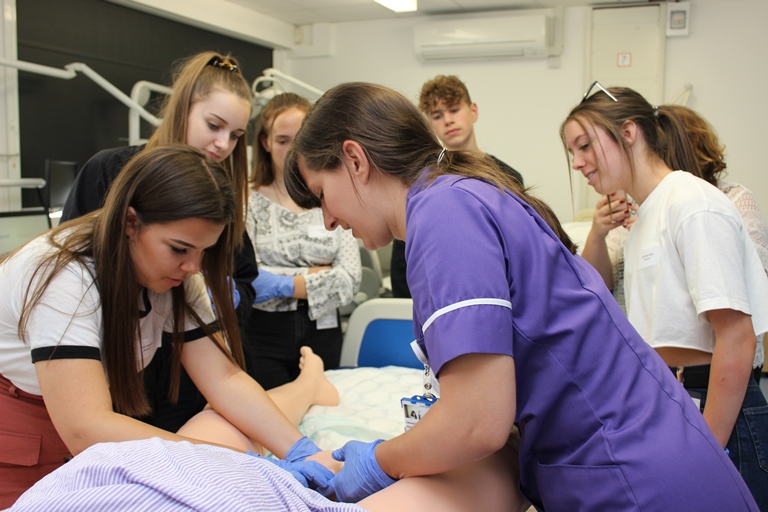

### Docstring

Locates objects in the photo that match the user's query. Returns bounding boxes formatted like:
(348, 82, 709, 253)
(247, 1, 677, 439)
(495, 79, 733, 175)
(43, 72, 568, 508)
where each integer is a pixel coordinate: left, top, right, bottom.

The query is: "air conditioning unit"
(413, 9, 563, 62)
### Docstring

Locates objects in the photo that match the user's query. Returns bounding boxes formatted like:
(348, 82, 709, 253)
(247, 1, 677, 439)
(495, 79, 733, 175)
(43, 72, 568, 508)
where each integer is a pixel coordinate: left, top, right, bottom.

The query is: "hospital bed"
(299, 298, 423, 449)
(560, 220, 593, 254)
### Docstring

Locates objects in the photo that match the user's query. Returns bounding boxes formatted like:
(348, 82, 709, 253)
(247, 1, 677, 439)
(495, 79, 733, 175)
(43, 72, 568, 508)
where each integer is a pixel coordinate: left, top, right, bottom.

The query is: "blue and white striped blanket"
(8, 367, 425, 511)
(8, 438, 365, 512)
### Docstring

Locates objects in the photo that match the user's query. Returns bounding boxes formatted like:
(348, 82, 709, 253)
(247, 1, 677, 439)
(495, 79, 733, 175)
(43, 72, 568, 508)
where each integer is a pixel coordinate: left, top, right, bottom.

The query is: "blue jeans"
(693, 379, 768, 511)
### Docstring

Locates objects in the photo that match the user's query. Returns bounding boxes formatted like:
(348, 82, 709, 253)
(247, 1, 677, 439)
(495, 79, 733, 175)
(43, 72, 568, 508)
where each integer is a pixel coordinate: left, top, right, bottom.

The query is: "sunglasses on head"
(582, 81, 618, 103)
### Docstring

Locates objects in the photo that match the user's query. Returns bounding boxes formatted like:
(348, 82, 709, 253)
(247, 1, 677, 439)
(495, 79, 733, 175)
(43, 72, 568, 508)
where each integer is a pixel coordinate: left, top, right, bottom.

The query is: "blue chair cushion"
(357, 319, 421, 369)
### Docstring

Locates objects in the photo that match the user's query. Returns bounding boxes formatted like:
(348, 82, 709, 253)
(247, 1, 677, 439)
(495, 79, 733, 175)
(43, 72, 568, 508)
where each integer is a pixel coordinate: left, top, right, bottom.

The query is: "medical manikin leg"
(177, 347, 339, 453)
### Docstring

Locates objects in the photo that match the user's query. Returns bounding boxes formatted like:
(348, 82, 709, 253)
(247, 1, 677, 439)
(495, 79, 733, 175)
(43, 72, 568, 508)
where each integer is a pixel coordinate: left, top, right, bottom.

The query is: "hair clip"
(207, 56, 238, 72)
(437, 147, 447, 165)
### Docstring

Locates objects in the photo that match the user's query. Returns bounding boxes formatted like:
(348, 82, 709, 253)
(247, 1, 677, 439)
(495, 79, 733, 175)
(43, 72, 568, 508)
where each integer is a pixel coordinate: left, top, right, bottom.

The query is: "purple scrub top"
(404, 173, 757, 511)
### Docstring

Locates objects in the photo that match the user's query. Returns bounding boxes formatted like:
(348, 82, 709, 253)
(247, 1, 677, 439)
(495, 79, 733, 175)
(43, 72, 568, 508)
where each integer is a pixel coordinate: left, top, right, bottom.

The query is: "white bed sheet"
(300, 366, 423, 450)
(560, 221, 592, 255)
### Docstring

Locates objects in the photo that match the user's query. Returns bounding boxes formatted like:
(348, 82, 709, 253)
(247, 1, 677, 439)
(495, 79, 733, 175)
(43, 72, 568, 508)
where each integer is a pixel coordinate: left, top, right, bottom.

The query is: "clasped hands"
(251, 266, 333, 304)
(251, 269, 295, 303)
(252, 437, 397, 503)
(248, 436, 337, 490)
(592, 191, 638, 237)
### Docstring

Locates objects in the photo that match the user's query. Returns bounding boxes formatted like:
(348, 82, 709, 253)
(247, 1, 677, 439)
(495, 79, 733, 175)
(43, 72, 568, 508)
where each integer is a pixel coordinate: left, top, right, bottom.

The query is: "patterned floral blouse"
(246, 190, 361, 321)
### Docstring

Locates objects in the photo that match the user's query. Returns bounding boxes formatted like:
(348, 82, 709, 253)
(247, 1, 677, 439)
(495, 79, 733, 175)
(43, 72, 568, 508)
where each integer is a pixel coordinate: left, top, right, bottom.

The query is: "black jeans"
(243, 302, 342, 390)
(138, 338, 207, 433)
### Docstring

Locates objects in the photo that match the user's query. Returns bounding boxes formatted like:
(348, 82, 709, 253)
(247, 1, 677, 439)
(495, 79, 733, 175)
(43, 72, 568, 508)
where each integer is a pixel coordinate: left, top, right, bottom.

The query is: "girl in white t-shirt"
(581, 105, 768, 380)
(0, 145, 339, 506)
(562, 84, 768, 508)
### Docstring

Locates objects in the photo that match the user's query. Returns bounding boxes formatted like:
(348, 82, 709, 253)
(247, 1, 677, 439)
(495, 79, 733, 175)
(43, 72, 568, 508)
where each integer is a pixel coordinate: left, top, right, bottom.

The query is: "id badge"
(316, 312, 338, 330)
(401, 394, 437, 432)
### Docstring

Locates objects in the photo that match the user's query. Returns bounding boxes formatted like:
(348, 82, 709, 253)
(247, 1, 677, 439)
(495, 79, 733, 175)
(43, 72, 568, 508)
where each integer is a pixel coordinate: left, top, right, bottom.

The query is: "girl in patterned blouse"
(245, 93, 361, 389)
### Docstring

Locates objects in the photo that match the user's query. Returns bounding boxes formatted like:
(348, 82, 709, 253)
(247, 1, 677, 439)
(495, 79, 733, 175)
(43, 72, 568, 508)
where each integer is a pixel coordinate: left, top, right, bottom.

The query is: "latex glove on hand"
(207, 276, 241, 314)
(326, 440, 397, 502)
(252, 269, 295, 303)
(246, 452, 334, 490)
(286, 436, 322, 462)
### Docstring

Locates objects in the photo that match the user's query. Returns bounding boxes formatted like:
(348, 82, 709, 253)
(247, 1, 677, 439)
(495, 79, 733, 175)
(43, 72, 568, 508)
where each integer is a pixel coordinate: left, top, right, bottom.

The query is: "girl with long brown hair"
(0, 145, 339, 505)
(60, 51, 261, 432)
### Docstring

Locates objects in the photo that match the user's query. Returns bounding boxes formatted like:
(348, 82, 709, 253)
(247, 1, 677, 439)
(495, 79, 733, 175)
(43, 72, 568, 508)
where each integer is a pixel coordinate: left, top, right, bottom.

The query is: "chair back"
(341, 298, 420, 369)
(44, 160, 78, 213)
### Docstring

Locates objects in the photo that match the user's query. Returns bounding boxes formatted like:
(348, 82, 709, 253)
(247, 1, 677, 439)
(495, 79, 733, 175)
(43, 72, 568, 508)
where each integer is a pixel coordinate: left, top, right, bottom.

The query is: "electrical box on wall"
(666, 1, 690, 37)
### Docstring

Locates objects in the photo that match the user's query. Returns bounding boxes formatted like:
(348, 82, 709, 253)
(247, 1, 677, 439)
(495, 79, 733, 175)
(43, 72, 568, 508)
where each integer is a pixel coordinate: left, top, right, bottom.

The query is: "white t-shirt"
(624, 171, 768, 353)
(0, 233, 216, 395)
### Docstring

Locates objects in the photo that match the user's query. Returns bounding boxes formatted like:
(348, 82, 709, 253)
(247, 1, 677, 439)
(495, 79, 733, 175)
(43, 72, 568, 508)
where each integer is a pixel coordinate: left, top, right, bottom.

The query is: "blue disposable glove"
(207, 276, 241, 314)
(231, 283, 241, 309)
(327, 440, 397, 502)
(246, 452, 334, 490)
(286, 436, 322, 463)
(252, 269, 295, 303)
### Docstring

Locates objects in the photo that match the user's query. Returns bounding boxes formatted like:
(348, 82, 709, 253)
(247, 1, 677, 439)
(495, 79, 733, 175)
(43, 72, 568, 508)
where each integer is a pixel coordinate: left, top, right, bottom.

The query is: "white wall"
(664, 0, 768, 216)
(277, 0, 768, 222)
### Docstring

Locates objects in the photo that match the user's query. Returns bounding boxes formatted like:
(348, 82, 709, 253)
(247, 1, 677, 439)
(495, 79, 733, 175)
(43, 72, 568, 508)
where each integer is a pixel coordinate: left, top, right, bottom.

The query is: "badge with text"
(401, 394, 437, 431)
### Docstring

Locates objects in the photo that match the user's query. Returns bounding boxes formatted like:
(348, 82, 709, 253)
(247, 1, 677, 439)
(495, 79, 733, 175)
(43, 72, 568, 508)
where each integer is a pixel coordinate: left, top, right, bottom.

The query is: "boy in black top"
(390, 75, 524, 297)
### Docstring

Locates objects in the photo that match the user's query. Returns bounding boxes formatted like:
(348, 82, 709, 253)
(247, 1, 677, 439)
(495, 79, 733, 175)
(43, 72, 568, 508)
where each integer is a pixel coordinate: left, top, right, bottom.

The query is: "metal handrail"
(252, 67, 324, 97)
(0, 58, 162, 129)
(129, 80, 172, 145)
(0, 178, 45, 188)
(0, 178, 50, 227)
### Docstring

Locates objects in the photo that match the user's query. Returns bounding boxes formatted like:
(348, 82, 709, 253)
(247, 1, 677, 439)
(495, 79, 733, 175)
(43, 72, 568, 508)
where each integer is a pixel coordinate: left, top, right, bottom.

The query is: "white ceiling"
(225, 0, 649, 25)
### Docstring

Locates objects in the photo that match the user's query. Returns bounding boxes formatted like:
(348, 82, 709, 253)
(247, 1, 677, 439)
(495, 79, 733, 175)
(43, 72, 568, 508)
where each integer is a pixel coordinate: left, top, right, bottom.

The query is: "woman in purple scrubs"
(283, 82, 758, 511)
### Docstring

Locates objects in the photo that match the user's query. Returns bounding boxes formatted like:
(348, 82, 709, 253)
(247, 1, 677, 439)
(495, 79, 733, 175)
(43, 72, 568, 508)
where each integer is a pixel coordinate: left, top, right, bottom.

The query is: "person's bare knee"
(177, 408, 262, 454)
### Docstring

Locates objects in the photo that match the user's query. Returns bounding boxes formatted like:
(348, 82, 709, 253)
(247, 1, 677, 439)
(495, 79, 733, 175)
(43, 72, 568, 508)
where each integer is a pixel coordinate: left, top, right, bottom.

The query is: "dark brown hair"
(12, 145, 242, 417)
(250, 92, 311, 187)
(284, 82, 575, 253)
